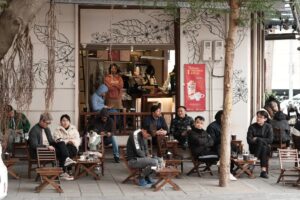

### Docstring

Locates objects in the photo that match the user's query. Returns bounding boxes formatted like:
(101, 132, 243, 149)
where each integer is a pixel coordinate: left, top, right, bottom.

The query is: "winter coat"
(53, 124, 81, 150)
(91, 84, 108, 112)
(170, 115, 194, 138)
(7, 111, 30, 133)
(270, 111, 290, 143)
(126, 129, 148, 161)
(28, 123, 55, 158)
(187, 127, 215, 158)
(247, 122, 273, 154)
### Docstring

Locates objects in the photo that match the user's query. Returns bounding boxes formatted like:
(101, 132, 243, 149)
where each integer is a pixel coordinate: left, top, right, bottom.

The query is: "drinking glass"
(237, 154, 243, 160)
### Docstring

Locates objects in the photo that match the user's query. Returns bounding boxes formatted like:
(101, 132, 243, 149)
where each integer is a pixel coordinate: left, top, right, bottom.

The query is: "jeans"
(128, 157, 160, 178)
(104, 136, 119, 158)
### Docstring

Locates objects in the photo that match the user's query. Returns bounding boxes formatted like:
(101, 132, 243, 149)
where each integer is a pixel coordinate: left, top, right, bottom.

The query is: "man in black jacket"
(126, 124, 159, 186)
(247, 110, 273, 179)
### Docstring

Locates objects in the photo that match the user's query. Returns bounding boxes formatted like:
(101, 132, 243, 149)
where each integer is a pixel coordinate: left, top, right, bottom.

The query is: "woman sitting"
(53, 114, 81, 179)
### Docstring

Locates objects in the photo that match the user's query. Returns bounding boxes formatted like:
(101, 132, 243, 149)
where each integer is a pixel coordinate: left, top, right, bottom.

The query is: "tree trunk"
(219, 0, 240, 187)
(0, 0, 47, 60)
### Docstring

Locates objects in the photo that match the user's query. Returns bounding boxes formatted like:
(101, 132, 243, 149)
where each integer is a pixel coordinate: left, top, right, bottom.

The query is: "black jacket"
(247, 123, 273, 154)
(28, 123, 55, 158)
(126, 129, 148, 161)
(188, 127, 215, 158)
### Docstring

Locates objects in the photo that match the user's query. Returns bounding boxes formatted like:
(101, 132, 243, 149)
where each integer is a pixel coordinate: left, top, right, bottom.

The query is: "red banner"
(184, 64, 206, 111)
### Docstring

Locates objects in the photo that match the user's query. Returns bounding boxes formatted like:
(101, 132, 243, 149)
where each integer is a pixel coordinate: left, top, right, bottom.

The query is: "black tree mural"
(33, 24, 75, 85)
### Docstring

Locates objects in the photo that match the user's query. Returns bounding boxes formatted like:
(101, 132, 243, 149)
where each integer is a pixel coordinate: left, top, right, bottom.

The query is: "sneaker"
(145, 176, 155, 184)
(260, 171, 269, 179)
(114, 156, 120, 163)
(229, 173, 237, 181)
(60, 172, 74, 181)
(138, 178, 148, 186)
(64, 157, 76, 167)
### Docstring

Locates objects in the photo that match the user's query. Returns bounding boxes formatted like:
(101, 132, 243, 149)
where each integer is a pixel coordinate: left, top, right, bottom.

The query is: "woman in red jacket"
(104, 63, 124, 110)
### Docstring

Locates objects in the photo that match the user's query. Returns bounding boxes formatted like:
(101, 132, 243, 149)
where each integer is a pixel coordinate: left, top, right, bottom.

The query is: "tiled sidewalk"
(4, 155, 300, 200)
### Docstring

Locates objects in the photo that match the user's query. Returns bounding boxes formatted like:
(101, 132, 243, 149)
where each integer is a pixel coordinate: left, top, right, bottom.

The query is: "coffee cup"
(231, 134, 237, 141)
(79, 155, 85, 161)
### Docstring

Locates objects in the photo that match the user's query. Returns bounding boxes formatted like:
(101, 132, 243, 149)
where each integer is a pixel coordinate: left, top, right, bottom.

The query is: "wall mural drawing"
(33, 24, 75, 85)
(232, 70, 248, 104)
(91, 11, 174, 44)
(182, 10, 247, 64)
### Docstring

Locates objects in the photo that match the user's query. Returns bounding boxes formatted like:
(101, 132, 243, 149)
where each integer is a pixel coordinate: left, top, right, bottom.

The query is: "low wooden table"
(231, 158, 256, 178)
(4, 158, 20, 179)
(74, 159, 102, 180)
(165, 156, 183, 173)
(152, 167, 181, 192)
(35, 167, 63, 193)
(12, 142, 27, 160)
(166, 140, 179, 156)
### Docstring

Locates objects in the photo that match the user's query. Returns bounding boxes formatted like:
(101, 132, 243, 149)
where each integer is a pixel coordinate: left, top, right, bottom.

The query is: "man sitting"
(4, 105, 31, 153)
(87, 108, 120, 163)
(247, 110, 273, 178)
(126, 124, 160, 186)
(28, 113, 76, 180)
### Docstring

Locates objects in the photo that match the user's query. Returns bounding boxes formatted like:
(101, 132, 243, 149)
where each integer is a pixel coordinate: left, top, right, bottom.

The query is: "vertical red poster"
(184, 64, 206, 111)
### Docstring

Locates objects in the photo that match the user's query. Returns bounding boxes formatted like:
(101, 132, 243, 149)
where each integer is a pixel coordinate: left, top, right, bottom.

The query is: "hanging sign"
(184, 64, 206, 111)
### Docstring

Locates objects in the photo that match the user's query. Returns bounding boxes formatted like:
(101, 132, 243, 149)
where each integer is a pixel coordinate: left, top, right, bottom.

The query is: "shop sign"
(184, 64, 206, 111)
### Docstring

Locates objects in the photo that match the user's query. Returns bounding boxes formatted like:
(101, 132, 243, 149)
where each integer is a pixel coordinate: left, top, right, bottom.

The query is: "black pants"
(252, 140, 269, 168)
(54, 142, 78, 171)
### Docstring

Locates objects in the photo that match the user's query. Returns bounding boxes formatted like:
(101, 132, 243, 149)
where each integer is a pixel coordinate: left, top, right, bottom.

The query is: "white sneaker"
(64, 157, 76, 167)
(60, 172, 74, 181)
(230, 173, 237, 181)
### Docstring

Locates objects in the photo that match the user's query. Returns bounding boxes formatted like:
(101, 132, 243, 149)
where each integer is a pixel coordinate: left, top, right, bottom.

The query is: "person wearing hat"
(87, 108, 120, 163)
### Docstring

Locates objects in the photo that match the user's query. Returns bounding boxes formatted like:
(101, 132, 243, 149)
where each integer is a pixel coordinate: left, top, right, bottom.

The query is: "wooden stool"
(35, 167, 63, 193)
(4, 158, 20, 179)
(152, 167, 181, 191)
(231, 158, 256, 178)
(74, 159, 102, 180)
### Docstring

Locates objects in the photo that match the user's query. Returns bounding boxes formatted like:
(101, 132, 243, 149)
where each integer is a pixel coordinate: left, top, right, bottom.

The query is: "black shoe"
(114, 157, 120, 163)
(260, 171, 268, 179)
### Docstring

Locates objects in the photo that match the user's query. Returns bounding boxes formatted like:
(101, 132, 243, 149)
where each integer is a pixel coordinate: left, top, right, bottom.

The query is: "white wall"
(27, 4, 76, 131)
(180, 9, 251, 147)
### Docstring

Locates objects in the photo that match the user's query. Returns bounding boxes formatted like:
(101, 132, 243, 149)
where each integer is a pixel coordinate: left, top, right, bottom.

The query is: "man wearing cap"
(87, 108, 120, 163)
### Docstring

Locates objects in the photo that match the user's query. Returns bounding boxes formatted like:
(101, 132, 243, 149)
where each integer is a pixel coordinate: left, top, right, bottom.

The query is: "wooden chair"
(186, 149, 219, 177)
(120, 147, 141, 185)
(157, 135, 168, 157)
(270, 128, 287, 157)
(35, 147, 63, 193)
(276, 148, 300, 184)
(26, 144, 37, 179)
(292, 134, 300, 152)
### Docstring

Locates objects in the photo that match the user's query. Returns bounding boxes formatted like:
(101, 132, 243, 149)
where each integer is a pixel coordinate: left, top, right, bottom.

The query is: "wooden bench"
(35, 167, 63, 193)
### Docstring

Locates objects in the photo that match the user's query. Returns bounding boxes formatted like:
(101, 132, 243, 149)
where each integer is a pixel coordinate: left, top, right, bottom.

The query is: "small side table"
(74, 159, 102, 180)
(4, 158, 20, 179)
(231, 158, 256, 178)
(152, 167, 181, 191)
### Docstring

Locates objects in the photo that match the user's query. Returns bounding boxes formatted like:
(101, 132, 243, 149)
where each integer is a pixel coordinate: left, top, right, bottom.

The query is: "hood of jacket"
(96, 84, 108, 95)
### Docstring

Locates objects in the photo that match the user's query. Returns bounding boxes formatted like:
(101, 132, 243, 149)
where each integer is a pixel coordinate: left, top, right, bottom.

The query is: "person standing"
(247, 110, 273, 179)
(28, 113, 76, 180)
(170, 106, 194, 149)
(53, 114, 81, 175)
(104, 63, 124, 110)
